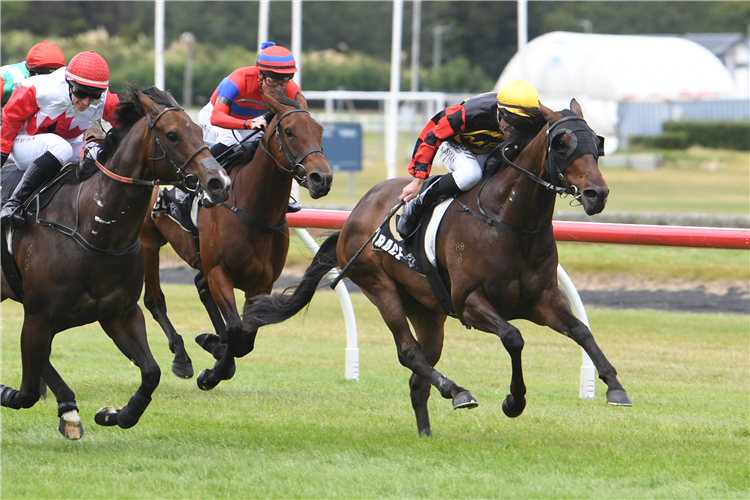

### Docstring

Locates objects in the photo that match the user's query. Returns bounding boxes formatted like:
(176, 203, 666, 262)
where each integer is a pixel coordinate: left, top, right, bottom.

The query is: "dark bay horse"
(0, 85, 231, 439)
(139, 94, 332, 388)
(244, 100, 632, 436)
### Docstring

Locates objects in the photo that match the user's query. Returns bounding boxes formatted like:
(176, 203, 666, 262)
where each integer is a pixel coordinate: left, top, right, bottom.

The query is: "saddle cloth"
(372, 197, 458, 318)
(151, 187, 201, 232)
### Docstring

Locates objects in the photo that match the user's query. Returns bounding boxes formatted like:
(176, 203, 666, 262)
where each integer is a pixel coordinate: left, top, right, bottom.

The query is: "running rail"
(288, 209, 749, 397)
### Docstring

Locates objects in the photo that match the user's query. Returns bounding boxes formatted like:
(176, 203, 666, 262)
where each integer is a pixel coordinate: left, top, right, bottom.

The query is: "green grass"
(2, 289, 748, 498)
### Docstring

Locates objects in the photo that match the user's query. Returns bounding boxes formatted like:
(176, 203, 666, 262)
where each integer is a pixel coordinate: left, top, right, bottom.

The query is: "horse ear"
(296, 94, 309, 111)
(264, 92, 281, 114)
(137, 91, 157, 113)
(570, 98, 584, 118)
(539, 102, 556, 122)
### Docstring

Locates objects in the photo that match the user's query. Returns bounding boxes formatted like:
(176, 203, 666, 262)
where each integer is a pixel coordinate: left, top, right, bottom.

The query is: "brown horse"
(139, 93, 333, 388)
(243, 100, 632, 436)
(0, 85, 231, 439)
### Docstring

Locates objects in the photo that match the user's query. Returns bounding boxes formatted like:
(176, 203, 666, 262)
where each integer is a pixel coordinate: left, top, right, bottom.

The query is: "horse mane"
(77, 83, 178, 180)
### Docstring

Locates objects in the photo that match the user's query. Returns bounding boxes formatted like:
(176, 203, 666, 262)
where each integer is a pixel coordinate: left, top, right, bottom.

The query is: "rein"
(221, 107, 324, 234)
(88, 106, 211, 191)
(37, 104, 207, 257)
(458, 112, 602, 232)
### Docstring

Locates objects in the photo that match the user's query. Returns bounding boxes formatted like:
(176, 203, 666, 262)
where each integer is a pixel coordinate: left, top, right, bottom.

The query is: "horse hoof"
(195, 333, 221, 353)
(95, 406, 121, 426)
(171, 359, 194, 379)
(501, 394, 526, 418)
(197, 370, 220, 391)
(452, 390, 479, 410)
(419, 428, 432, 438)
(58, 412, 84, 440)
(606, 389, 633, 406)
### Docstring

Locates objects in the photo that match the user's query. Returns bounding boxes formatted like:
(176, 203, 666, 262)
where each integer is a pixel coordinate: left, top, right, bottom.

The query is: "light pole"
(432, 24, 453, 75)
(181, 32, 195, 107)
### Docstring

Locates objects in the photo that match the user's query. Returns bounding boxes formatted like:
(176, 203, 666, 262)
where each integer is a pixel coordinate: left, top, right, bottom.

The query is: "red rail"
(288, 209, 750, 250)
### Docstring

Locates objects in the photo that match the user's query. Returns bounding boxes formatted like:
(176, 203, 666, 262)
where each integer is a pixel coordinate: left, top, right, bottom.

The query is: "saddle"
(373, 193, 459, 319)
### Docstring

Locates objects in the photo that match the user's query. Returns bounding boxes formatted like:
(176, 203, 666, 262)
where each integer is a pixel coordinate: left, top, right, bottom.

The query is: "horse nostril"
(309, 172, 324, 188)
(583, 189, 600, 203)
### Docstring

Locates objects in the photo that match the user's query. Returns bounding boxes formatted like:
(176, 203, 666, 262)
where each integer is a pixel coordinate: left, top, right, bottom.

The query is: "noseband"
(259, 108, 324, 185)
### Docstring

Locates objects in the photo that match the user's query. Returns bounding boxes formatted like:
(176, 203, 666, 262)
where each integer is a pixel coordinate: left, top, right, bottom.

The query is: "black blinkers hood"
(546, 110, 605, 178)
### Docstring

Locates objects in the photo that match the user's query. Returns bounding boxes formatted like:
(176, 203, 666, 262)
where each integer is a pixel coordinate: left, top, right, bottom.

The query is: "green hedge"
(632, 121, 749, 151)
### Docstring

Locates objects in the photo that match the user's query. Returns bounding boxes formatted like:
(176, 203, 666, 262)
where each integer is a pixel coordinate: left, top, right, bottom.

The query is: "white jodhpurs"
(9, 132, 84, 171)
(436, 141, 491, 192)
(198, 102, 261, 148)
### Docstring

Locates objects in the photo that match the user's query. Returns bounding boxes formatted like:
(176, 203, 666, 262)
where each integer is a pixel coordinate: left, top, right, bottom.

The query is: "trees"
(1, 1, 746, 96)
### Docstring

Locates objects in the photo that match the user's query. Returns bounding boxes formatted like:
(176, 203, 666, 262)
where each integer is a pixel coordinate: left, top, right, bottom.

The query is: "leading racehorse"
(0, 85, 231, 439)
(242, 99, 632, 436)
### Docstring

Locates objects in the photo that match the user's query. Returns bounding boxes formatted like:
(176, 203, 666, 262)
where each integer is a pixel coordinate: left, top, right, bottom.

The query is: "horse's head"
(262, 94, 333, 199)
(539, 99, 608, 215)
(136, 88, 231, 207)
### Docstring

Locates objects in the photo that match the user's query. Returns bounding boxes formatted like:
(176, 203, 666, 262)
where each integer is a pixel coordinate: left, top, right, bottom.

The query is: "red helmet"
(25, 41, 65, 72)
(256, 42, 296, 75)
(66, 51, 110, 90)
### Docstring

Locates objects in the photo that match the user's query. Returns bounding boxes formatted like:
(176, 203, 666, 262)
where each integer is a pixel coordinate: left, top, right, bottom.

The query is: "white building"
(495, 31, 743, 152)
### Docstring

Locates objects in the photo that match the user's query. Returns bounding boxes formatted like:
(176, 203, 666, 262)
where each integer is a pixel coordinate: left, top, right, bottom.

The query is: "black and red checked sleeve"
(407, 103, 467, 179)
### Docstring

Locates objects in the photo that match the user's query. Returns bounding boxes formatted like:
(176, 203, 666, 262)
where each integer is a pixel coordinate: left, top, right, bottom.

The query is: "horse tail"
(245, 232, 340, 329)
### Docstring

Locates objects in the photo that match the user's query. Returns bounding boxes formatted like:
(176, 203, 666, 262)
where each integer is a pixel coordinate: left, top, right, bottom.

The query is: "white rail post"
(557, 264, 596, 399)
(293, 228, 359, 380)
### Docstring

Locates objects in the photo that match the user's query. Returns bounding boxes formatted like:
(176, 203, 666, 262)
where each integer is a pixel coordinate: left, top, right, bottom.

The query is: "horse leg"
(41, 360, 83, 440)
(142, 218, 194, 379)
(1, 316, 54, 430)
(193, 270, 228, 348)
(462, 291, 528, 418)
(539, 292, 632, 406)
(94, 307, 161, 429)
(196, 270, 240, 391)
(404, 297, 450, 437)
(357, 276, 476, 423)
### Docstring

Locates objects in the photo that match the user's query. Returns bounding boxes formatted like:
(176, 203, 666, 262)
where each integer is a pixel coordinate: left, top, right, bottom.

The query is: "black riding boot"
(397, 174, 460, 239)
(209, 143, 231, 163)
(0, 152, 62, 228)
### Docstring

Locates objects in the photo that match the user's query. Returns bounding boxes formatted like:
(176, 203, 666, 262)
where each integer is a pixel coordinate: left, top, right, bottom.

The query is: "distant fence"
(618, 99, 750, 148)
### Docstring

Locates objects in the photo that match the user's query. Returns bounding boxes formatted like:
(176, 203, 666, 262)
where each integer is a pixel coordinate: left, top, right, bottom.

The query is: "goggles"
(262, 74, 292, 87)
(69, 83, 104, 101)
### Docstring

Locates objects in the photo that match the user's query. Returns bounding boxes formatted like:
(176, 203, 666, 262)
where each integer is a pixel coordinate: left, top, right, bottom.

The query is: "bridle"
(43, 104, 221, 257)
(258, 108, 324, 185)
(92, 105, 221, 193)
(497, 111, 604, 201)
(455, 110, 604, 233)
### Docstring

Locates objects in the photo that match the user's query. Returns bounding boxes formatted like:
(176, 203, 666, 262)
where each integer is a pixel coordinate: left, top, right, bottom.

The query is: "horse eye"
(284, 127, 294, 138)
(552, 134, 570, 152)
(166, 131, 180, 143)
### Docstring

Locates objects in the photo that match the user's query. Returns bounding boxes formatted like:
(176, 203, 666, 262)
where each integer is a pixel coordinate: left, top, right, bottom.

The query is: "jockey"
(396, 79, 545, 238)
(197, 41, 306, 212)
(1, 41, 66, 107)
(0, 50, 120, 228)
